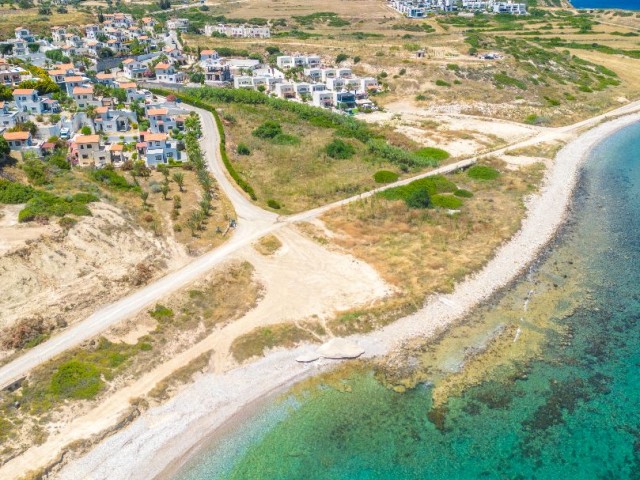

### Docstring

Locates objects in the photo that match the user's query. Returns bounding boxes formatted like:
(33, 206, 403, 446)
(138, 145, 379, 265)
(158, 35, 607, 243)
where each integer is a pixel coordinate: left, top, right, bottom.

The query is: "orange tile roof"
(96, 73, 114, 79)
(155, 62, 170, 70)
(75, 135, 100, 144)
(13, 88, 35, 95)
(65, 76, 84, 82)
(48, 69, 67, 76)
(147, 108, 168, 115)
(73, 86, 93, 95)
(145, 133, 167, 141)
(122, 58, 135, 64)
(118, 82, 137, 89)
(109, 144, 124, 151)
(96, 106, 109, 113)
(3, 131, 30, 141)
(201, 50, 217, 55)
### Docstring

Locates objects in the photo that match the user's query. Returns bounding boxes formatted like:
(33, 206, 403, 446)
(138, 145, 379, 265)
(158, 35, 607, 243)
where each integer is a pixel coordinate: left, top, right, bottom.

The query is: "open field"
(0, 7, 94, 39)
(317, 156, 546, 334)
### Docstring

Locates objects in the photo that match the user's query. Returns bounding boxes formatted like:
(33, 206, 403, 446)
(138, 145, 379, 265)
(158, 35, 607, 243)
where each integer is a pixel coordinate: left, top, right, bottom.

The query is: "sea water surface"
(570, 0, 640, 9)
(176, 122, 640, 480)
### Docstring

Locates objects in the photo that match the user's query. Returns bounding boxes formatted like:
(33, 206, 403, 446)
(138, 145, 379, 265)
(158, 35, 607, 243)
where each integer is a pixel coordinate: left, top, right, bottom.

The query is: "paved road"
(1, 99, 640, 389)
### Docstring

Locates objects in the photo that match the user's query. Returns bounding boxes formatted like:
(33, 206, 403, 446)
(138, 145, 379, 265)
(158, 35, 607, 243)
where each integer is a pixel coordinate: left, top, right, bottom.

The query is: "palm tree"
(172, 172, 185, 192)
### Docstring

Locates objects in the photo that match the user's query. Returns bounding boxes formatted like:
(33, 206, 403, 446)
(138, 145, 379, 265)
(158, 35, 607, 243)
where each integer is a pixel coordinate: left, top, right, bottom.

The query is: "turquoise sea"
(176, 122, 640, 480)
(570, 0, 640, 9)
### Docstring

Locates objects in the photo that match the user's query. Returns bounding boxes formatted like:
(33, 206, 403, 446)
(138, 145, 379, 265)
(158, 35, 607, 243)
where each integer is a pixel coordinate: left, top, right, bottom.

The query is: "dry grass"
(219, 103, 422, 213)
(0, 7, 94, 38)
(148, 350, 211, 401)
(230, 323, 318, 363)
(253, 234, 282, 256)
(320, 159, 546, 333)
(505, 141, 564, 159)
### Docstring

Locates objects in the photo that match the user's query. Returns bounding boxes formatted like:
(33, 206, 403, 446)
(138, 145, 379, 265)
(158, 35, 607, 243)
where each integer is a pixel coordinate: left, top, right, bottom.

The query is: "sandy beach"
(52, 112, 640, 480)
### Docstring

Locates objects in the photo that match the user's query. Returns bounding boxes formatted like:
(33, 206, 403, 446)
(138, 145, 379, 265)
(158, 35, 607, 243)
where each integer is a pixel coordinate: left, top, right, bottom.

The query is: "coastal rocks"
(296, 338, 365, 363)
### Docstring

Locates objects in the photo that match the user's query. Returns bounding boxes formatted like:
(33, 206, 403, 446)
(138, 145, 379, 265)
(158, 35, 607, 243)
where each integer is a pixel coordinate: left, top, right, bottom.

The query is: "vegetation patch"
(326, 139, 356, 159)
(468, 165, 500, 180)
(380, 175, 457, 202)
(50, 360, 104, 400)
(454, 189, 474, 198)
(230, 324, 317, 363)
(431, 194, 463, 209)
(415, 147, 450, 162)
(374, 170, 400, 183)
(254, 234, 282, 256)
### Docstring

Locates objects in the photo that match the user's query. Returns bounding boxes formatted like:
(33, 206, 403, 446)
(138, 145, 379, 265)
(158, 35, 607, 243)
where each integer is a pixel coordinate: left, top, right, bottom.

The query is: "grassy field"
(0, 7, 94, 38)
(319, 157, 545, 334)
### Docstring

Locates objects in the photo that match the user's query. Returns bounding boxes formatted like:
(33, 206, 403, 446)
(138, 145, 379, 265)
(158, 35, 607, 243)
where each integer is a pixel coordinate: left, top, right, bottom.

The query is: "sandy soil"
(48, 112, 640, 480)
(0, 202, 188, 352)
(363, 100, 542, 157)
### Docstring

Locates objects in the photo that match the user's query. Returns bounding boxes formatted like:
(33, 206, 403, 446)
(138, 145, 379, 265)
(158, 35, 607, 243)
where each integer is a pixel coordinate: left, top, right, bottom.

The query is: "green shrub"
(405, 187, 431, 209)
(435, 79, 451, 87)
(0, 179, 37, 203)
(267, 199, 281, 209)
(380, 175, 457, 202)
(90, 169, 139, 191)
(252, 121, 282, 139)
(149, 304, 174, 322)
(72, 192, 99, 203)
(237, 143, 251, 155)
(493, 73, 527, 90)
(373, 170, 399, 183)
(272, 133, 299, 145)
(415, 147, 450, 162)
(454, 188, 474, 198)
(50, 360, 104, 400)
(431, 194, 463, 209)
(326, 139, 356, 159)
(23, 158, 49, 185)
(139, 342, 153, 351)
(367, 139, 439, 170)
(18, 192, 93, 223)
(468, 165, 500, 180)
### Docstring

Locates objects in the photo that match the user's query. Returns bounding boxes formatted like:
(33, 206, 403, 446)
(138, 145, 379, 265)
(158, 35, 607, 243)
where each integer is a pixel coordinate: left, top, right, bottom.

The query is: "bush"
(367, 139, 439, 170)
(415, 147, 450, 162)
(373, 170, 399, 183)
(237, 143, 251, 155)
(252, 121, 282, 139)
(435, 79, 451, 87)
(405, 187, 431, 209)
(81, 126, 92, 135)
(267, 199, 281, 209)
(431, 194, 463, 209)
(325, 139, 356, 159)
(380, 175, 457, 202)
(50, 360, 104, 399)
(454, 188, 474, 198)
(23, 158, 49, 185)
(149, 304, 174, 322)
(468, 165, 500, 180)
(0, 179, 37, 203)
(18, 192, 93, 222)
(272, 133, 299, 145)
(90, 169, 139, 191)
(59, 216, 78, 229)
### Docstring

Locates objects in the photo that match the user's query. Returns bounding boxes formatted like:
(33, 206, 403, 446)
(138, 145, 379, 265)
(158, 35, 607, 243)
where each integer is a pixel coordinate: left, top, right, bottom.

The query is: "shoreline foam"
(54, 113, 640, 480)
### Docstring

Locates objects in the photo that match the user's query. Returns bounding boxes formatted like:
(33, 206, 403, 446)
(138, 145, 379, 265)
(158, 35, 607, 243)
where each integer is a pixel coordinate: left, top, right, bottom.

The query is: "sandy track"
(52, 111, 640, 480)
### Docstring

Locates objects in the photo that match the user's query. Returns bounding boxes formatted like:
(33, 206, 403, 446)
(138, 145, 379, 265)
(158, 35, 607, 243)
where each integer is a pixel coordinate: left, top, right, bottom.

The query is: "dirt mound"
(0, 202, 187, 357)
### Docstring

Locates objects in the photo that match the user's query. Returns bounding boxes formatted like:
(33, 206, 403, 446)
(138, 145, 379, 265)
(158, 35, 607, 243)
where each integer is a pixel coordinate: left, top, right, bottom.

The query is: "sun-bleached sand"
(53, 112, 640, 480)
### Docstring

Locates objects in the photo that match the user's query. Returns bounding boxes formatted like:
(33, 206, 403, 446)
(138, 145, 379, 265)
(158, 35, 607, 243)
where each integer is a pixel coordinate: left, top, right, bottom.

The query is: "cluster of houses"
(198, 52, 379, 110)
(203, 23, 271, 38)
(1, 53, 190, 168)
(388, 0, 527, 17)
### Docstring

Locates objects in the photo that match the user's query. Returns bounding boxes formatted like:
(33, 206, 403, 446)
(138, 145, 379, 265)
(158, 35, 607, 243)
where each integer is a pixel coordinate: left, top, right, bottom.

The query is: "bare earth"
(50, 113, 640, 480)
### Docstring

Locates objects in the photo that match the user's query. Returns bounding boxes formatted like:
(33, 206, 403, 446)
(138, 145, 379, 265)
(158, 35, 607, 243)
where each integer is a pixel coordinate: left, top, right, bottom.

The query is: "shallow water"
(176, 123, 640, 480)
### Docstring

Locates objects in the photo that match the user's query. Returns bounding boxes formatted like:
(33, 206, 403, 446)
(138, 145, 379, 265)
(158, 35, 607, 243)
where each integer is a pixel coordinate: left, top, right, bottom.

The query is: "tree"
(336, 53, 348, 64)
(172, 172, 184, 192)
(173, 195, 181, 210)
(0, 85, 12, 101)
(160, 183, 169, 200)
(252, 121, 282, 139)
(22, 156, 49, 185)
(85, 106, 97, 122)
(81, 126, 92, 135)
(98, 9, 105, 23)
(157, 163, 169, 179)
(140, 190, 149, 207)
(0, 137, 10, 158)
